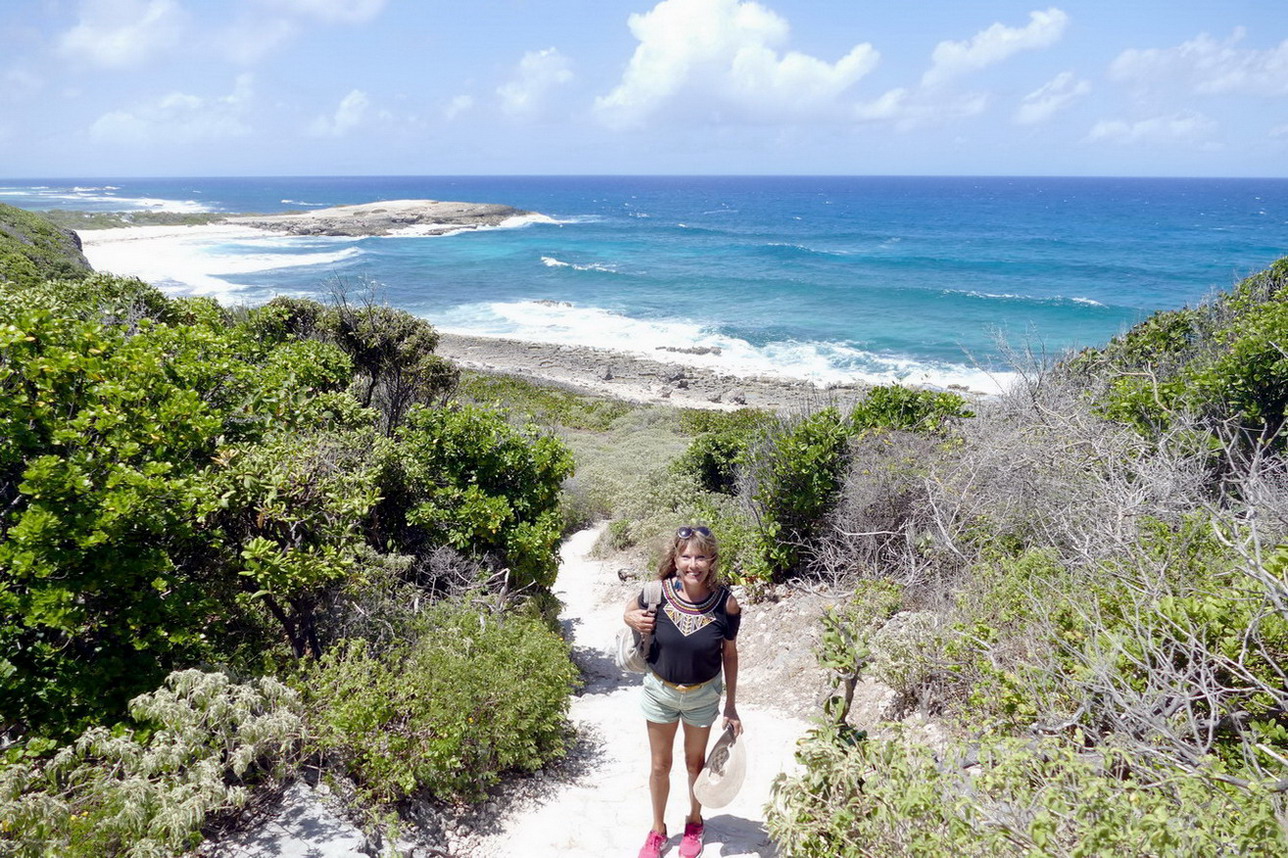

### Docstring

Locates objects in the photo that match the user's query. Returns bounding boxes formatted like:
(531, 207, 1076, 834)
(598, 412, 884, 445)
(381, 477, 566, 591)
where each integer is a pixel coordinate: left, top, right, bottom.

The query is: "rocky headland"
(225, 199, 534, 237)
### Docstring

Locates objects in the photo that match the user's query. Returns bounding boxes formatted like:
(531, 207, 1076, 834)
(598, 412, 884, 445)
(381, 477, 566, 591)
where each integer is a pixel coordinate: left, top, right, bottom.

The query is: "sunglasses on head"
(675, 526, 712, 539)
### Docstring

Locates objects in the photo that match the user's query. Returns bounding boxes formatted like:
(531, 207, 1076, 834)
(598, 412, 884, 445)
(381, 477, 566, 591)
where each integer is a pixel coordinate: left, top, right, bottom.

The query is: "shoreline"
(77, 218, 1007, 405)
(442, 331, 888, 412)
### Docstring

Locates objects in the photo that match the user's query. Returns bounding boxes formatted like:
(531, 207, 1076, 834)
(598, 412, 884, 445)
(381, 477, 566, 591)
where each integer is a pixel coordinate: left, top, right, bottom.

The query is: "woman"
(623, 526, 742, 858)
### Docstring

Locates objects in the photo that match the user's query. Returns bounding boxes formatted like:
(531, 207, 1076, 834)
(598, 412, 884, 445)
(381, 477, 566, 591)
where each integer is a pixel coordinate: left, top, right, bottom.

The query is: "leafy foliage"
(305, 598, 578, 803)
(380, 404, 574, 590)
(0, 203, 92, 289)
(1070, 256, 1288, 448)
(0, 670, 303, 858)
(767, 729, 1287, 858)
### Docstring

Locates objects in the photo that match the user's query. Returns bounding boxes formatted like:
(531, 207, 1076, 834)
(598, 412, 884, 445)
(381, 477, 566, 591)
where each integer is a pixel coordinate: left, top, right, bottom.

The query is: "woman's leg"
(680, 720, 713, 824)
(646, 719, 680, 833)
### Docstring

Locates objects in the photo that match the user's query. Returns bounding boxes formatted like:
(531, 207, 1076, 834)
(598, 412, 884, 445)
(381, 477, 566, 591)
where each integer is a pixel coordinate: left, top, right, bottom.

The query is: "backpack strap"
(639, 579, 665, 657)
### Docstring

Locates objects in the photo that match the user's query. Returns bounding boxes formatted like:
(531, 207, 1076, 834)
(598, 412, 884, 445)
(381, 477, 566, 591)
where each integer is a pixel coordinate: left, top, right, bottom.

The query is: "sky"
(2, 0, 1287, 177)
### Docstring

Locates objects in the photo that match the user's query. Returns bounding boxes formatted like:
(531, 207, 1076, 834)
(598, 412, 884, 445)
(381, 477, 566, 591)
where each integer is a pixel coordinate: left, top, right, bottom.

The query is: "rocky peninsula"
(225, 199, 534, 237)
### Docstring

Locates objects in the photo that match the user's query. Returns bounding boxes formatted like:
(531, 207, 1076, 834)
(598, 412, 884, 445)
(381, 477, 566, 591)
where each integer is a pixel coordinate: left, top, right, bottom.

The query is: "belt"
(653, 672, 714, 692)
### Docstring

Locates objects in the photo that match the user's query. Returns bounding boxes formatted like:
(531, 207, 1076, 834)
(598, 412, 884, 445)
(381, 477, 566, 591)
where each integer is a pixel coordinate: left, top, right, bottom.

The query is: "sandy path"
(473, 527, 809, 857)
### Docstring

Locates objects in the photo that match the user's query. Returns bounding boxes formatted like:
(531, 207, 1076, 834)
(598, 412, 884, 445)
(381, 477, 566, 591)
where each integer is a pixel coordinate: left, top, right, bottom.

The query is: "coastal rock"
(226, 200, 532, 237)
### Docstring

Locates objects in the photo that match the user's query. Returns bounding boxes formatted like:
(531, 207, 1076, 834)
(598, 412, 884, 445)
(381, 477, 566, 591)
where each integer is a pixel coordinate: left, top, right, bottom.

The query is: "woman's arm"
(623, 594, 655, 634)
(722, 592, 741, 734)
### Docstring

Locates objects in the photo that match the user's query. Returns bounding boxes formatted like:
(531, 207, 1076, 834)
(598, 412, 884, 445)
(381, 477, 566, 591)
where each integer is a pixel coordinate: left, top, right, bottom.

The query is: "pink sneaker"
(638, 829, 666, 858)
(679, 820, 704, 858)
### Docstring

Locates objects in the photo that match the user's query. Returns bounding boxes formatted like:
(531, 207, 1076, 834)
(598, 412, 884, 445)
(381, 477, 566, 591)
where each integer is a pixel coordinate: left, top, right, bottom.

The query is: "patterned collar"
(664, 579, 721, 615)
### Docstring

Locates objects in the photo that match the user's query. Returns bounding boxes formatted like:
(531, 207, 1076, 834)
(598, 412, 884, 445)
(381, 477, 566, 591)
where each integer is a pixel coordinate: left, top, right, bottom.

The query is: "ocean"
(4, 176, 1287, 392)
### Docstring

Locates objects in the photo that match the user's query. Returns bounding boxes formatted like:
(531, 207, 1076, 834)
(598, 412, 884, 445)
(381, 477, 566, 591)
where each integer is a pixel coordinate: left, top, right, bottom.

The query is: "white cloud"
(1087, 110, 1216, 145)
(923, 7, 1068, 88)
(595, 0, 879, 127)
(1110, 28, 1288, 96)
(58, 0, 185, 68)
(218, 17, 298, 65)
(854, 87, 989, 130)
(1014, 71, 1089, 125)
(444, 94, 475, 121)
(498, 48, 574, 118)
(262, 0, 387, 24)
(3, 68, 44, 101)
(308, 89, 370, 137)
(1271, 123, 1288, 139)
(90, 74, 254, 143)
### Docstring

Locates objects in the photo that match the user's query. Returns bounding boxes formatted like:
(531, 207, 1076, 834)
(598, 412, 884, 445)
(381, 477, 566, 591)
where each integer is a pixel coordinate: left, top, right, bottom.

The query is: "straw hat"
(693, 726, 746, 808)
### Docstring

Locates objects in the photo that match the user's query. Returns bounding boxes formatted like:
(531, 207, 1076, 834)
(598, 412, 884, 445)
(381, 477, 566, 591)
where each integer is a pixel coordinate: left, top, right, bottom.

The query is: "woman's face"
(675, 540, 715, 588)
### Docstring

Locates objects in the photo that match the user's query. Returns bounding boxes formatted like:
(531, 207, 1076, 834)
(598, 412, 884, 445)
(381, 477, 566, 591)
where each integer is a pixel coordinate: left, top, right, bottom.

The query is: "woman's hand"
(723, 706, 743, 736)
(623, 602, 656, 634)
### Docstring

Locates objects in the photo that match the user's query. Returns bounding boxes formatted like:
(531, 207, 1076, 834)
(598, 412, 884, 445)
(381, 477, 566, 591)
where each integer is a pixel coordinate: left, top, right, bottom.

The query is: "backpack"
(615, 579, 665, 673)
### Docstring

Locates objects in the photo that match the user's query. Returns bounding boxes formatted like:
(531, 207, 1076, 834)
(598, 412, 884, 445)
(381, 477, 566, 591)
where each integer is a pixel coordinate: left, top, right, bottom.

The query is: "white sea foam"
(540, 256, 619, 273)
(385, 212, 559, 237)
(80, 225, 363, 303)
(436, 300, 1013, 395)
(281, 199, 329, 207)
(9, 185, 213, 212)
(948, 289, 1107, 308)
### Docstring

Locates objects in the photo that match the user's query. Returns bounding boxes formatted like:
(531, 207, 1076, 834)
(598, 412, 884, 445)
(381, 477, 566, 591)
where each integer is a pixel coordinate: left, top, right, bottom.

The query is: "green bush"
(849, 385, 973, 433)
(744, 407, 853, 576)
(673, 408, 773, 495)
(381, 404, 574, 590)
(767, 729, 1287, 858)
(0, 670, 303, 858)
(457, 371, 633, 432)
(305, 598, 578, 803)
(0, 204, 92, 290)
(1072, 257, 1288, 448)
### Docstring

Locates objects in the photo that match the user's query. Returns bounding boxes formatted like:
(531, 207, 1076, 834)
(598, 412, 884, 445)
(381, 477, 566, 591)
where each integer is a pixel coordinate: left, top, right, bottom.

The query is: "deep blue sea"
(4, 176, 1287, 391)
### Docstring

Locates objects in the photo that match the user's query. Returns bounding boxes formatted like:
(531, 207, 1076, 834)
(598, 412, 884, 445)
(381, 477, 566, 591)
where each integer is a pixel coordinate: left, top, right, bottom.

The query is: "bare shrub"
(808, 430, 948, 590)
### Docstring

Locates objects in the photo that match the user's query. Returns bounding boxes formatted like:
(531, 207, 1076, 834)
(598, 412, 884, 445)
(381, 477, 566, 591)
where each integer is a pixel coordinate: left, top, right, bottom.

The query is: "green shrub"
(673, 408, 773, 494)
(305, 598, 578, 803)
(744, 408, 853, 576)
(849, 385, 973, 433)
(0, 204, 92, 290)
(1072, 257, 1288, 449)
(381, 404, 574, 590)
(767, 729, 1288, 858)
(457, 371, 633, 432)
(0, 670, 303, 858)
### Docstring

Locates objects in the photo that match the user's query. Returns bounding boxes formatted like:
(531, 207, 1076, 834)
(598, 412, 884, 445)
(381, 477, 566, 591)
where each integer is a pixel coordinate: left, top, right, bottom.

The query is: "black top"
(639, 580, 740, 685)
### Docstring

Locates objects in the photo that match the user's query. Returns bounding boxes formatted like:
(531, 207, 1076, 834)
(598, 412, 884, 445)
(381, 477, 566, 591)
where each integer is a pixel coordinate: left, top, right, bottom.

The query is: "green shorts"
(641, 671, 723, 727)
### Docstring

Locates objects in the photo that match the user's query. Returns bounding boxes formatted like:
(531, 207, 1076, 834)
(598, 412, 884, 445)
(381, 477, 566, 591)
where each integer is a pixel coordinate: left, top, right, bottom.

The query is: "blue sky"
(3, 0, 1287, 177)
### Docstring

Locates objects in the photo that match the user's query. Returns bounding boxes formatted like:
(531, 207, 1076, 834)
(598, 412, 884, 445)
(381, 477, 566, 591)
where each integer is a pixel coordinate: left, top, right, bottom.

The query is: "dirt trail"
(473, 526, 810, 857)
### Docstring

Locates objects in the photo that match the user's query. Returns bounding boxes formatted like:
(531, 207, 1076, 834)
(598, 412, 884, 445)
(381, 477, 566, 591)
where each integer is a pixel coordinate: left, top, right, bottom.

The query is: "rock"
(200, 781, 369, 857)
(226, 200, 532, 237)
(728, 389, 747, 405)
(599, 365, 614, 381)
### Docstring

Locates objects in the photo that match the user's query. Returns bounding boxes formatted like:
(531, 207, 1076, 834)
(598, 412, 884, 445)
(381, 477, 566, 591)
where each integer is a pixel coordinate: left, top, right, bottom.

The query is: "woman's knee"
(650, 753, 674, 778)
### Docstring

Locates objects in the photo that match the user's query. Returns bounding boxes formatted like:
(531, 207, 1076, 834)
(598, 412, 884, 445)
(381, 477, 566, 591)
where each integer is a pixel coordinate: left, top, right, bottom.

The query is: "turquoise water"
(4, 176, 1286, 388)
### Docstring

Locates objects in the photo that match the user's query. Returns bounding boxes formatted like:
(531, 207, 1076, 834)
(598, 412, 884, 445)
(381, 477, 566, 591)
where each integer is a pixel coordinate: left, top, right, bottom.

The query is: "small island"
(226, 199, 534, 236)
